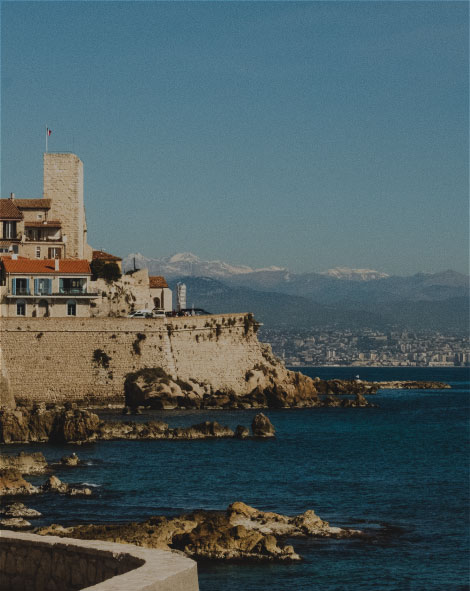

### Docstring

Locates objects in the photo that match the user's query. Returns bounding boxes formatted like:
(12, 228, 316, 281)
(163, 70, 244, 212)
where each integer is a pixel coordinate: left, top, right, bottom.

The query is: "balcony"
(7, 290, 99, 299)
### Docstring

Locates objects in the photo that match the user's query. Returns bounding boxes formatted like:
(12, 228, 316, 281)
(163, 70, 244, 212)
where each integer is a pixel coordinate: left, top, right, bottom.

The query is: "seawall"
(0, 314, 266, 405)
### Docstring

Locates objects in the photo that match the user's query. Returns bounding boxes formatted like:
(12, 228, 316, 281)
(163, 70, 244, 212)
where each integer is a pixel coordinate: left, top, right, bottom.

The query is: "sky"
(1, 1, 468, 276)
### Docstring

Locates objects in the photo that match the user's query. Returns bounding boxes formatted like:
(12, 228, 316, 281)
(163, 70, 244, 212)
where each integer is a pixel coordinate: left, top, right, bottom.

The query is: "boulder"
(60, 452, 81, 467)
(42, 475, 92, 497)
(234, 425, 250, 439)
(251, 413, 275, 438)
(0, 469, 39, 496)
(0, 451, 48, 474)
(0, 517, 31, 529)
(0, 502, 42, 518)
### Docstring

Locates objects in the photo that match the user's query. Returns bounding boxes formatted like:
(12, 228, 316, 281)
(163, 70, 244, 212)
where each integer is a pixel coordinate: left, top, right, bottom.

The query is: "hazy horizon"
(1, 2, 468, 275)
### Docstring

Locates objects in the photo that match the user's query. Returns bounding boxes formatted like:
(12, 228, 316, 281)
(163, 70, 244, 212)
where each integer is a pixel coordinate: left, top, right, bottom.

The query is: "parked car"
(176, 308, 212, 316)
(152, 309, 166, 318)
(127, 310, 155, 318)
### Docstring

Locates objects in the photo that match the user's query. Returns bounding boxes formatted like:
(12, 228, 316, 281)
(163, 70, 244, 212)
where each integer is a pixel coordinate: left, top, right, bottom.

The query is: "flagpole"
(45, 125, 48, 153)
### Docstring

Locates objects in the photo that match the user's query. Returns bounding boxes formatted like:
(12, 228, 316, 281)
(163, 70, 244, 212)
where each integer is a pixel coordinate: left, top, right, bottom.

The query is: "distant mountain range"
(123, 252, 469, 332)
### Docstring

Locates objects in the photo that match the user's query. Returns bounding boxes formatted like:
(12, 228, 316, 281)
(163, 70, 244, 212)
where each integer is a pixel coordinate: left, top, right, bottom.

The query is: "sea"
(2, 367, 469, 591)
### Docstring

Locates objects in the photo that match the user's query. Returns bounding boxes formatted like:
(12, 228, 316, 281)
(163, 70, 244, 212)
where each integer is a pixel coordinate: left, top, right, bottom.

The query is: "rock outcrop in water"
(123, 365, 381, 411)
(0, 469, 92, 497)
(34, 502, 363, 562)
(0, 451, 48, 474)
(0, 405, 270, 444)
(0, 469, 40, 496)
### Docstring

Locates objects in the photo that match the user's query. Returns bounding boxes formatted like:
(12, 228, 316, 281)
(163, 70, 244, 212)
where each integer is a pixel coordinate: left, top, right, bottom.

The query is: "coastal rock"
(234, 425, 250, 439)
(34, 502, 362, 563)
(0, 406, 251, 443)
(0, 469, 40, 496)
(42, 475, 92, 497)
(0, 517, 32, 529)
(0, 451, 48, 474)
(59, 452, 81, 466)
(252, 414, 275, 438)
(0, 502, 42, 518)
(122, 351, 388, 411)
(374, 380, 451, 390)
(0, 406, 100, 444)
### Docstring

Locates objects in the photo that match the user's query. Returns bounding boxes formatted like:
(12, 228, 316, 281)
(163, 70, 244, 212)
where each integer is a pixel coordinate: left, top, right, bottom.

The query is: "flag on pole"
(47, 128, 52, 136)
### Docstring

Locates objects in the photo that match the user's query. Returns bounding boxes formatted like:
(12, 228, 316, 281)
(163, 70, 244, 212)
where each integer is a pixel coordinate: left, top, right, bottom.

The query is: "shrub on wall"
(91, 260, 122, 283)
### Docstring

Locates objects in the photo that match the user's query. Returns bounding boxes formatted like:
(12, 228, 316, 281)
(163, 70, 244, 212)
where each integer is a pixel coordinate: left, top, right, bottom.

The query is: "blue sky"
(1, 1, 468, 275)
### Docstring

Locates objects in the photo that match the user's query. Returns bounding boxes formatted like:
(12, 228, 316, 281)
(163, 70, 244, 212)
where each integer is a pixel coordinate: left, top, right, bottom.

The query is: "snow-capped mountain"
(123, 252, 287, 279)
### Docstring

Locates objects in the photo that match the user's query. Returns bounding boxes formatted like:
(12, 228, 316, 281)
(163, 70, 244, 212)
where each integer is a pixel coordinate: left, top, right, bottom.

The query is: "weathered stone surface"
(0, 451, 48, 474)
(0, 469, 40, 496)
(0, 406, 258, 443)
(374, 380, 451, 390)
(0, 517, 31, 529)
(0, 503, 42, 518)
(59, 453, 81, 467)
(42, 475, 92, 497)
(34, 502, 363, 562)
(251, 414, 275, 438)
(234, 425, 250, 439)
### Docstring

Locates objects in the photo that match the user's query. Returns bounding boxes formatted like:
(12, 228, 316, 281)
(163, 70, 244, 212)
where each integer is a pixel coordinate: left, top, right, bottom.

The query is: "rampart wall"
(0, 314, 265, 404)
(0, 531, 199, 591)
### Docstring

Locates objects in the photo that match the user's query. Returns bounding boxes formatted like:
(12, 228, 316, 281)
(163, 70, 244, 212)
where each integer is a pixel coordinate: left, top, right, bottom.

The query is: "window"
(34, 278, 51, 295)
(3, 221, 16, 239)
(60, 278, 85, 294)
(48, 247, 61, 259)
(16, 300, 26, 316)
(28, 228, 40, 241)
(67, 300, 76, 316)
(12, 278, 29, 295)
(36, 247, 41, 259)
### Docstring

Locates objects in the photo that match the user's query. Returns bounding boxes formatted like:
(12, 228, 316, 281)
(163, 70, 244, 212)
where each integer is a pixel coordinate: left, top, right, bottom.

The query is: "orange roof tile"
(0, 199, 23, 220)
(92, 249, 122, 262)
(14, 199, 51, 209)
(149, 276, 168, 288)
(1, 257, 91, 275)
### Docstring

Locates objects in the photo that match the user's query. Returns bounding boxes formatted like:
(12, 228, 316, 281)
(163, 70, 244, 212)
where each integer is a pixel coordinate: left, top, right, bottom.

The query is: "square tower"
(43, 153, 90, 259)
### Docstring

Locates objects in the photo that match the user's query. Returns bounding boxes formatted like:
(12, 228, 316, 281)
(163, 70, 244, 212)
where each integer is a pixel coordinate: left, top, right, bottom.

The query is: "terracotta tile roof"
(0, 257, 91, 275)
(14, 199, 51, 209)
(149, 276, 168, 288)
(92, 249, 122, 262)
(0, 199, 23, 220)
(24, 221, 61, 228)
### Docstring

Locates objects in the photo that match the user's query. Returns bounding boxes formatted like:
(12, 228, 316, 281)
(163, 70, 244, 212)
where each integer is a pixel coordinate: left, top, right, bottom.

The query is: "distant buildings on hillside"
(260, 327, 470, 367)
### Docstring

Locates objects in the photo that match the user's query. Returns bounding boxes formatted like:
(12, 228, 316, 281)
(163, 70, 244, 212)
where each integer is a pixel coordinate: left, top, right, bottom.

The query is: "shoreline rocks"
(0, 451, 48, 474)
(34, 502, 363, 563)
(0, 406, 273, 444)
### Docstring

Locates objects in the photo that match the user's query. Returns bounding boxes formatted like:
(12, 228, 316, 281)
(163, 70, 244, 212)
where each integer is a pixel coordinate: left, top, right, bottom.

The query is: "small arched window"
(67, 299, 77, 316)
(16, 299, 26, 316)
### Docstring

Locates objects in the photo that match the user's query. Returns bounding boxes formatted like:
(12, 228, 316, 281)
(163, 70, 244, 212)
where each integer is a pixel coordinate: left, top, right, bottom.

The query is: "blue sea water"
(2, 367, 469, 590)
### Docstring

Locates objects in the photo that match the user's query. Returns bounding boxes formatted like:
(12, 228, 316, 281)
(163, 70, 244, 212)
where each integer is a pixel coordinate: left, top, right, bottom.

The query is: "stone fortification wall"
(0, 531, 198, 591)
(0, 314, 265, 404)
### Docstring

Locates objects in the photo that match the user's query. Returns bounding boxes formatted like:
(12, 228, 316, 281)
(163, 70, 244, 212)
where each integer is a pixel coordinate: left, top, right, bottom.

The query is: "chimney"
(10, 193, 15, 200)
(55, 259, 59, 271)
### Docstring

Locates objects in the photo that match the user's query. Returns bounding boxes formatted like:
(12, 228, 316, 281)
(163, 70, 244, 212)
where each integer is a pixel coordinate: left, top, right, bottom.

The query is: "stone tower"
(43, 153, 92, 260)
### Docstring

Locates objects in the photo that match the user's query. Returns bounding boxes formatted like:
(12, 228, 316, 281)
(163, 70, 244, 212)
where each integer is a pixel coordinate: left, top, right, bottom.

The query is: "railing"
(25, 236, 62, 242)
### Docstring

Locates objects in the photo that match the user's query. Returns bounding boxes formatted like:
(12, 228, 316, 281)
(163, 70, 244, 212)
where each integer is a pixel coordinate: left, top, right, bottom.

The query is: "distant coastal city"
(260, 328, 470, 367)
